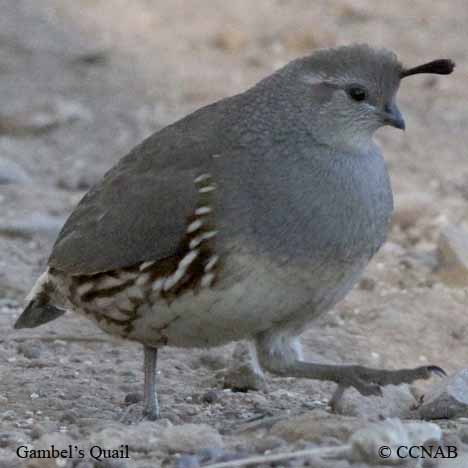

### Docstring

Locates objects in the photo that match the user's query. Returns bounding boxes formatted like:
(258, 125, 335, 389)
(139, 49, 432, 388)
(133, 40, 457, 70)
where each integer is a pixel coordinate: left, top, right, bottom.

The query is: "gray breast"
(216, 141, 394, 269)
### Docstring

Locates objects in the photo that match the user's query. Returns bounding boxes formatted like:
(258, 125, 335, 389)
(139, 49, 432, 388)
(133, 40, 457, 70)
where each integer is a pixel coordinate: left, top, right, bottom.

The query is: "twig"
(203, 445, 349, 468)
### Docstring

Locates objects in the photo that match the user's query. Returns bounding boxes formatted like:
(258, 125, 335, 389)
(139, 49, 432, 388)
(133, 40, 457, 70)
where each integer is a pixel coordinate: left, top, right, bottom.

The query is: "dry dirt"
(1, 1, 468, 467)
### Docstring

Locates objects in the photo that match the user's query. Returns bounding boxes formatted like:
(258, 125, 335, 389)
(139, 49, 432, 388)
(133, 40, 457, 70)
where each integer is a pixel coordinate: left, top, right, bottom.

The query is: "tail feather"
(14, 300, 65, 329)
(14, 268, 66, 329)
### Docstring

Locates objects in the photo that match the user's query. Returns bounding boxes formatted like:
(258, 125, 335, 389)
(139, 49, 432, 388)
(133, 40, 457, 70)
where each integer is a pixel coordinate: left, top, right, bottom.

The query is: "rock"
(196, 447, 225, 463)
(124, 392, 143, 404)
(271, 410, 361, 444)
(198, 351, 228, 370)
(213, 28, 247, 52)
(91, 422, 160, 453)
(348, 419, 441, 465)
(392, 192, 435, 230)
(333, 384, 416, 419)
(0, 432, 25, 449)
(34, 432, 75, 450)
(94, 461, 129, 468)
(0, 158, 32, 185)
(175, 455, 200, 468)
(17, 342, 41, 359)
(437, 454, 468, 468)
(358, 276, 376, 291)
(160, 424, 223, 453)
(201, 389, 219, 404)
(418, 369, 468, 419)
(0, 213, 65, 239)
(223, 342, 266, 392)
(71, 49, 109, 66)
(0, 99, 92, 137)
(436, 224, 468, 287)
(281, 31, 320, 52)
(56, 159, 102, 191)
(0, 457, 24, 468)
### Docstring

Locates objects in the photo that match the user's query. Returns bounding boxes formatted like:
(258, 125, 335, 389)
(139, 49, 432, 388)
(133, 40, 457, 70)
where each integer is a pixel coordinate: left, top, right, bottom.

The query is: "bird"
(14, 44, 455, 420)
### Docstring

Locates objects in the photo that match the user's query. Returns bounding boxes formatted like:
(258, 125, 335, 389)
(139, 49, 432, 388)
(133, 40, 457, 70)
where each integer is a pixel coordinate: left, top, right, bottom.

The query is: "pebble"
(436, 224, 468, 287)
(124, 392, 143, 404)
(17, 342, 41, 359)
(348, 418, 441, 464)
(94, 461, 129, 468)
(271, 409, 360, 444)
(0, 99, 92, 137)
(212, 28, 247, 52)
(175, 455, 200, 468)
(0, 213, 65, 239)
(418, 368, 468, 419)
(392, 191, 435, 230)
(201, 389, 219, 404)
(358, 276, 376, 291)
(0, 157, 32, 185)
(333, 384, 415, 419)
(198, 352, 228, 370)
(196, 447, 225, 463)
(0, 432, 23, 448)
(160, 424, 223, 453)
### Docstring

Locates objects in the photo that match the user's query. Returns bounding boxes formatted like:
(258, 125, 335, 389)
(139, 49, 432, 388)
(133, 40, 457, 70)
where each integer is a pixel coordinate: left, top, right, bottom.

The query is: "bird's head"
(275, 44, 455, 151)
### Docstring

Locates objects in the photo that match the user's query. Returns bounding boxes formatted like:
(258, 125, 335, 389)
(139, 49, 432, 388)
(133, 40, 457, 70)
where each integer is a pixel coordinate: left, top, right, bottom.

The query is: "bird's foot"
(119, 403, 160, 424)
(329, 364, 446, 410)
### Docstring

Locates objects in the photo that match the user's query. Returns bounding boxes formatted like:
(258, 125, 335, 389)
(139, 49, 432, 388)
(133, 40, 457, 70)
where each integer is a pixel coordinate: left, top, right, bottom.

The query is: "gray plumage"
(15, 44, 454, 420)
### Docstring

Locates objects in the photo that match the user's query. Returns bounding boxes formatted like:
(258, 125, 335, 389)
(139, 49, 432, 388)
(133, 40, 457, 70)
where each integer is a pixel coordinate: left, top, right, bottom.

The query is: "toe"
(427, 365, 447, 378)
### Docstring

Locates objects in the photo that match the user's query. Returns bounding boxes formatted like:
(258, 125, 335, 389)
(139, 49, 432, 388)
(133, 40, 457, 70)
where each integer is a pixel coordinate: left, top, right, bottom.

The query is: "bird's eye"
(347, 86, 367, 102)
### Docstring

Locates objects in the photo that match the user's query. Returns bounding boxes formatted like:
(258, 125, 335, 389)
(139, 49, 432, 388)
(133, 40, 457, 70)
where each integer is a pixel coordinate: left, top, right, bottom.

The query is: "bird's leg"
(254, 332, 445, 404)
(143, 345, 160, 420)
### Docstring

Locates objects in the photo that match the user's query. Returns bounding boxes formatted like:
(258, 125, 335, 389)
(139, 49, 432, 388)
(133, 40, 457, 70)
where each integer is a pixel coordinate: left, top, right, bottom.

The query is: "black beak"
(382, 103, 405, 130)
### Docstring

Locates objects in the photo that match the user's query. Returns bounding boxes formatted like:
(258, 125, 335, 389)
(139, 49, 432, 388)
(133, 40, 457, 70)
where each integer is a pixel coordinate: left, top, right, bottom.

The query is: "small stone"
(72, 50, 109, 66)
(0, 99, 92, 137)
(348, 419, 441, 464)
(333, 384, 416, 419)
(198, 352, 228, 370)
(271, 410, 360, 444)
(17, 342, 41, 359)
(201, 390, 219, 404)
(1, 411, 16, 421)
(0, 432, 22, 448)
(436, 224, 468, 287)
(437, 453, 468, 468)
(124, 392, 143, 404)
(160, 424, 223, 453)
(213, 28, 247, 52)
(74, 462, 94, 468)
(175, 455, 200, 468)
(56, 159, 102, 191)
(94, 461, 129, 468)
(358, 277, 376, 291)
(0, 213, 65, 239)
(197, 447, 225, 463)
(392, 192, 435, 230)
(281, 31, 320, 52)
(419, 369, 468, 419)
(0, 158, 32, 185)
(59, 410, 78, 425)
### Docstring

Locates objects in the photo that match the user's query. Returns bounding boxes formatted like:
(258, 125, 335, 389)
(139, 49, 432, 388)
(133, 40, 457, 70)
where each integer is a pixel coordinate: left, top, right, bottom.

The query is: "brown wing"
(48, 106, 223, 275)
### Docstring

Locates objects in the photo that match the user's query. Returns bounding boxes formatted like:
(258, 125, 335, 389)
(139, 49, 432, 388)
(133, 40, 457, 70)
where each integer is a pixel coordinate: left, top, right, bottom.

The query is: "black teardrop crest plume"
(401, 59, 455, 78)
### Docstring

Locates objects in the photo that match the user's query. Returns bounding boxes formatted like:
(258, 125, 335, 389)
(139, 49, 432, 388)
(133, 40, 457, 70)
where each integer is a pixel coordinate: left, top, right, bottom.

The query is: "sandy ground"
(1, 1, 468, 467)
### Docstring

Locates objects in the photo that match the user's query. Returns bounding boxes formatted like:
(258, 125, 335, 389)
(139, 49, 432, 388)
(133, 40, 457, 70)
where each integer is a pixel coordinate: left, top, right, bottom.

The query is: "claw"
(427, 365, 447, 378)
